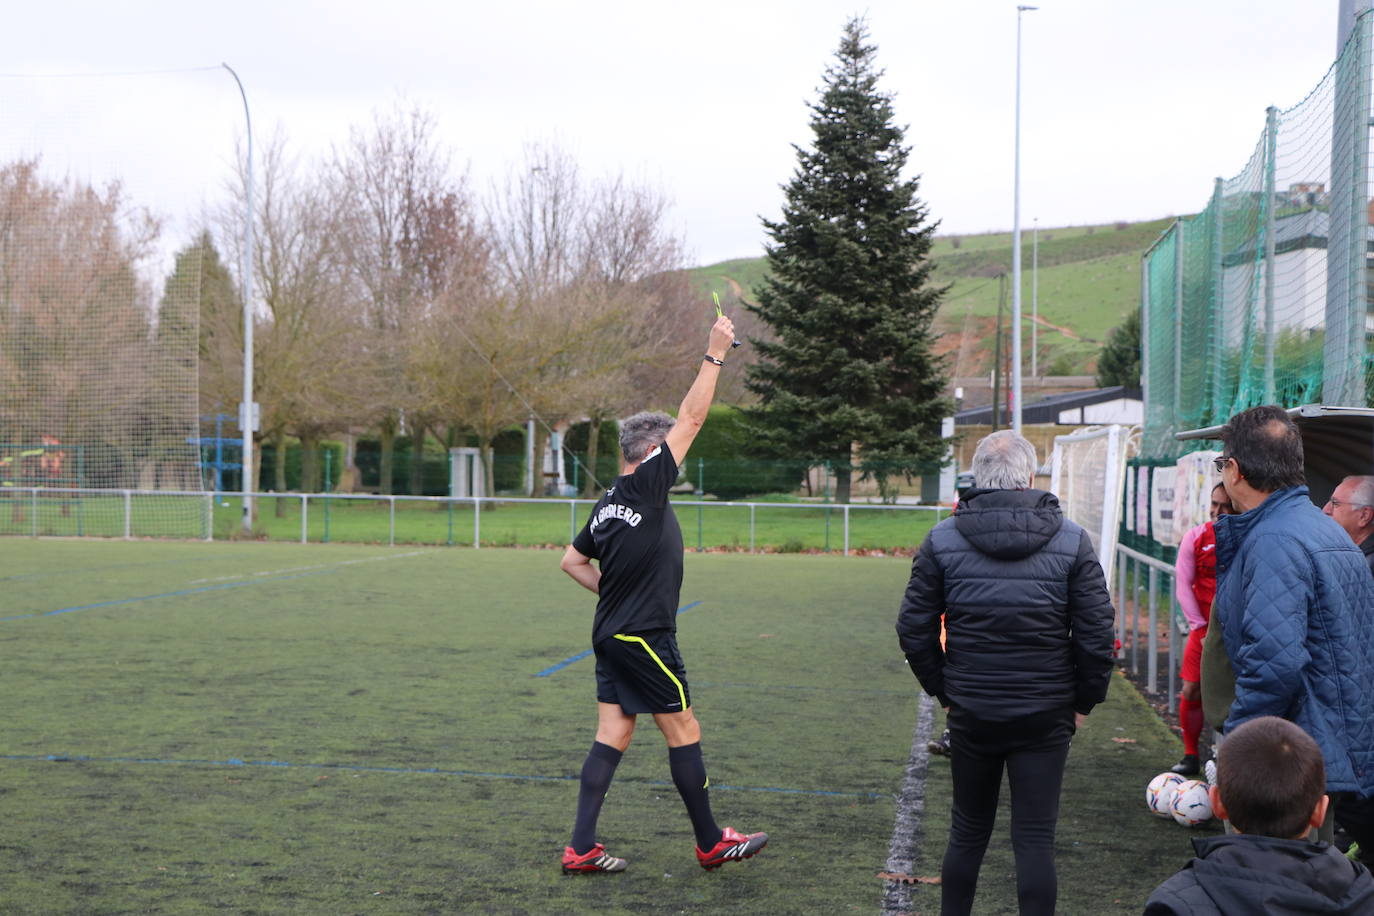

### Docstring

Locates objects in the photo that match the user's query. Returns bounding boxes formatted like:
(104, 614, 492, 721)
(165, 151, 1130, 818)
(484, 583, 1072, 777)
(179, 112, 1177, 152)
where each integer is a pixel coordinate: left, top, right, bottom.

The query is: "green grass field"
(1, 538, 1212, 914)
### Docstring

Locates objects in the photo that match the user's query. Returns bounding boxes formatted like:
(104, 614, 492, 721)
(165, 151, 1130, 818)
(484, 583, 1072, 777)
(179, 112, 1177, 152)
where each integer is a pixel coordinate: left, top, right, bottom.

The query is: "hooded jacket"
(1143, 834, 1374, 915)
(895, 487, 1116, 721)
(1211, 486, 1374, 796)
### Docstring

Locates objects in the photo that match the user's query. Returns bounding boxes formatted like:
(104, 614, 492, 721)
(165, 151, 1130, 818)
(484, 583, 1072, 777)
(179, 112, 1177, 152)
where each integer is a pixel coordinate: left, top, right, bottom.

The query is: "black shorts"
(594, 628, 692, 715)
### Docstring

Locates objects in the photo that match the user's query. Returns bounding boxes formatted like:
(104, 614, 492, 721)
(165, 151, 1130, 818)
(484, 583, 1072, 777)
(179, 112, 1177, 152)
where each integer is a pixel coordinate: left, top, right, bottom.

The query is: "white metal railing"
(0, 487, 948, 556)
(1115, 543, 1189, 706)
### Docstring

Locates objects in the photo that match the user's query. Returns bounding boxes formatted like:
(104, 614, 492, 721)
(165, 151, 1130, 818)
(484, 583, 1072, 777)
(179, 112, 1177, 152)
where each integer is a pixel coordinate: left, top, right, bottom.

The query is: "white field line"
(881, 693, 936, 916)
(186, 549, 432, 586)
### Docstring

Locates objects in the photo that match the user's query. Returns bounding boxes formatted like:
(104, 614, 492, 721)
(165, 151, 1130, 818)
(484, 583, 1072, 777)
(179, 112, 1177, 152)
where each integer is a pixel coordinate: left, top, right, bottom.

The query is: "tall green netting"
(1142, 11, 1374, 458)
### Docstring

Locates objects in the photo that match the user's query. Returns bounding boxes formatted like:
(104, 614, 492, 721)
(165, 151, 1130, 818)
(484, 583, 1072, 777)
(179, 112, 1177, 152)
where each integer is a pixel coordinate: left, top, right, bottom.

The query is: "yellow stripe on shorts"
(613, 633, 688, 711)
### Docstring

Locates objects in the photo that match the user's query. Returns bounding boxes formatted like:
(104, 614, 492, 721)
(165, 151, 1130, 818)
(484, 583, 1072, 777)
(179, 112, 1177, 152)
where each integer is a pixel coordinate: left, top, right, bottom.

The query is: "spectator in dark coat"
(1144, 716, 1374, 915)
(1207, 406, 1374, 850)
(896, 430, 1115, 916)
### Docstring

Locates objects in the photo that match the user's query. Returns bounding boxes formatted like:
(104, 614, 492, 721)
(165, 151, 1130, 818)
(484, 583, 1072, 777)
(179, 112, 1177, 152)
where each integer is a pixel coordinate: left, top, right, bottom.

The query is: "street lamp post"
(1012, 4, 1037, 433)
(223, 63, 255, 533)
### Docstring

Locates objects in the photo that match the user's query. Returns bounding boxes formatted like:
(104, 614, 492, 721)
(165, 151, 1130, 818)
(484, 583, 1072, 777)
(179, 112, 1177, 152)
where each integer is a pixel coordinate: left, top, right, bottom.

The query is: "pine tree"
(745, 18, 951, 504)
(1095, 309, 1141, 388)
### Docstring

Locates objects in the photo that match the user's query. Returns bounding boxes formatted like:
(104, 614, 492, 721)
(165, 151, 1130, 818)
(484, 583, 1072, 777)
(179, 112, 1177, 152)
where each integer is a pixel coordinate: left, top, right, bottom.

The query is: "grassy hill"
(688, 217, 1174, 378)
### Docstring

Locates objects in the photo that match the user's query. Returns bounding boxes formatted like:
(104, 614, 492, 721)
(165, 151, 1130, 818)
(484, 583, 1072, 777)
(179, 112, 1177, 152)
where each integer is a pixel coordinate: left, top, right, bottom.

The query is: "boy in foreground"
(1144, 716, 1374, 914)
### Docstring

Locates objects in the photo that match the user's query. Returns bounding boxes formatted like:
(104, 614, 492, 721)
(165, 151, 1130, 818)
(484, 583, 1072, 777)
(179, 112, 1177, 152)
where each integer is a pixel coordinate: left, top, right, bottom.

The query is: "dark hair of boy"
(1216, 716, 1325, 839)
(1217, 405, 1305, 493)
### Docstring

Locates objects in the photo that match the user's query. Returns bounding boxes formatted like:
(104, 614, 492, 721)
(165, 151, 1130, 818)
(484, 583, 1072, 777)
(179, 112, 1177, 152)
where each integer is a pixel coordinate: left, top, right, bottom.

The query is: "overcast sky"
(0, 0, 1350, 269)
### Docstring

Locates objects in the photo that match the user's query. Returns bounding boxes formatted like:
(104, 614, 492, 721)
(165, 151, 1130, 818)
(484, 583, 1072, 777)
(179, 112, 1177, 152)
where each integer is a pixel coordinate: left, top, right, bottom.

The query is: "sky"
(0, 0, 1352, 271)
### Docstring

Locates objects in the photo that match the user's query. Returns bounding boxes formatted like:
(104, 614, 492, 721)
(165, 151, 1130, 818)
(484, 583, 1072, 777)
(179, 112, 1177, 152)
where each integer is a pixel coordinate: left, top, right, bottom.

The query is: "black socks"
(669, 742, 721, 851)
(571, 741, 623, 855)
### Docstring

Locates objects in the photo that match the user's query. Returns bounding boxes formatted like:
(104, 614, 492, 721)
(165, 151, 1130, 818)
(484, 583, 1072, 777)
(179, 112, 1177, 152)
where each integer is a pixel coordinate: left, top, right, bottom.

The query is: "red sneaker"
(561, 843, 627, 874)
(696, 826, 768, 870)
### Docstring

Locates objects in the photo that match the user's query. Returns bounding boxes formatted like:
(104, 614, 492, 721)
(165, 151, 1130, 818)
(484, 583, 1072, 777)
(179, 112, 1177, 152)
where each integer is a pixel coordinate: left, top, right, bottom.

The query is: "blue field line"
(0, 569, 334, 623)
(534, 600, 702, 677)
(0, 752, 887, 799)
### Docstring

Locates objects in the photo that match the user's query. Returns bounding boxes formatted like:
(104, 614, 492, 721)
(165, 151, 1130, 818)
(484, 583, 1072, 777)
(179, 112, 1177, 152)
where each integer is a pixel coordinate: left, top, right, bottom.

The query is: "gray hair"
(619, 411, 676, 463)
(971, 430, 1038, 490)
(1344, 475, 1374, 510)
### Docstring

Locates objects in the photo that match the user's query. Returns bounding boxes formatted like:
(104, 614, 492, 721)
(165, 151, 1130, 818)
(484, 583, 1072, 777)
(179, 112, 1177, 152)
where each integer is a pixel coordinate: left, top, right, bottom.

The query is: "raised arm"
(664, 314, 736, 464)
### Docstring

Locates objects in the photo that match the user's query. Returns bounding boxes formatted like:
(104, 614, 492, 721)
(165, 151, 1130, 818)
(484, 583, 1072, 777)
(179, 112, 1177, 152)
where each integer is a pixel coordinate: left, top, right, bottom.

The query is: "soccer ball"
(1171, 779, 1214, 826)
(1146, 772, 1187, 818)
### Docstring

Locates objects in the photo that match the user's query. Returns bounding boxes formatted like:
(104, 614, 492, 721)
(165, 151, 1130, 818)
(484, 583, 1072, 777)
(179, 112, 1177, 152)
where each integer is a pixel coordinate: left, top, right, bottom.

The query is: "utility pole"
(993, 273, 1006, 430)
(1031, 217, 1039, 379)
(1012, 4, 1038, 432)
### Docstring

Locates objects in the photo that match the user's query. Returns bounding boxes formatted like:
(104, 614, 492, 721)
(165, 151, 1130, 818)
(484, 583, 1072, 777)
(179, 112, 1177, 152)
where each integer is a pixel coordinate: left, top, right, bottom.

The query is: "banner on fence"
(1151, 466, 1179, 548)
(1172, 451, 1222, 540)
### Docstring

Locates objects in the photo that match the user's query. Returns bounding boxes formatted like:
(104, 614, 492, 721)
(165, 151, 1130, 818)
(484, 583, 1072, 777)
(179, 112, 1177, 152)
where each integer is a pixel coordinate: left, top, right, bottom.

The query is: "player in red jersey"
(1170, 483, 1234, 776)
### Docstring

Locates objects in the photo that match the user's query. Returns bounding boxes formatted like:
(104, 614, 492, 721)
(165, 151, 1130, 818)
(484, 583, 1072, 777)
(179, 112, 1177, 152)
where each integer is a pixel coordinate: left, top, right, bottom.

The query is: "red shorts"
(1181, 626, 1207, 683)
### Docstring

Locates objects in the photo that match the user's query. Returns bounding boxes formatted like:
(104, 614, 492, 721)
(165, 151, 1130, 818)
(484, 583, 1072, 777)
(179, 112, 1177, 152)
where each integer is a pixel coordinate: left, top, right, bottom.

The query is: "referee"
(558, 312, 768, 874)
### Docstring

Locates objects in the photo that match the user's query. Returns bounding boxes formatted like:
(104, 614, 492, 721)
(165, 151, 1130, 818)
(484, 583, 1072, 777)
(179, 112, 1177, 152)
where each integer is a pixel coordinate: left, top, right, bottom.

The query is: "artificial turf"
(0, 538, 1210, 914)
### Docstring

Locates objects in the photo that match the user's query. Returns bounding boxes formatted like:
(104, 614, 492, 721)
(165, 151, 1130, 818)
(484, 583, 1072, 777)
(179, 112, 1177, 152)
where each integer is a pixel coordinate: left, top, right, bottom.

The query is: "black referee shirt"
(572, 441, 684, 645)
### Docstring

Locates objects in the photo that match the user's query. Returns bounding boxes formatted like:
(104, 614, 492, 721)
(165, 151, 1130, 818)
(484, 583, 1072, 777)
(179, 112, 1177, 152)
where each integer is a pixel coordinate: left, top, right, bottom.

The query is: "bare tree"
(217, 133, 375, 506)
(484, 146, 699, 496)
(332, 102, 468, 495)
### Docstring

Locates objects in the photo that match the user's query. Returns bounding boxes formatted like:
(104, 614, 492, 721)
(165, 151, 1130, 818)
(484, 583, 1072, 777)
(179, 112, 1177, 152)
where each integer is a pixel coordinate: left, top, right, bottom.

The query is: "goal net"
(0, 71, 236, 538)
(1049, 425, 1138, 585)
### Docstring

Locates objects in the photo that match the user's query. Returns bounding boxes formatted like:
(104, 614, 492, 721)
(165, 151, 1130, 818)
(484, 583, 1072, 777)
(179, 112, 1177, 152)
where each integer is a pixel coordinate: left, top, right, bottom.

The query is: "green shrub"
(564, 419, 621, 490)
(258, 441, 346, 492)
(684, 405, 806, 500)
(354, 436, 448, 495)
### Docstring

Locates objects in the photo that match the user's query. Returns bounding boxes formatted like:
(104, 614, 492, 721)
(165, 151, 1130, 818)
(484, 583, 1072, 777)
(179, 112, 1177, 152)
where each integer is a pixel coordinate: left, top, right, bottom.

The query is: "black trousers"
(941, 707, 1075, 916)
(1335, 791, 1374, 866)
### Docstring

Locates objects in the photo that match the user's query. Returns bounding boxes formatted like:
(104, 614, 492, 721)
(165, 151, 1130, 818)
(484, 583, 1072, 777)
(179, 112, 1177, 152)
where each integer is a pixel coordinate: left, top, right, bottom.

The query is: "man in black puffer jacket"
(896, 430, 1116, 916)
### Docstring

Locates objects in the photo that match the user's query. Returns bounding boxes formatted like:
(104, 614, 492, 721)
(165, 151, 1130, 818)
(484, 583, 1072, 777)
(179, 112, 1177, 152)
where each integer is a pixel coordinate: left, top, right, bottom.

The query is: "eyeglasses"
(1327, 497, 1373, 512)
(1212, 456, 1232, 473)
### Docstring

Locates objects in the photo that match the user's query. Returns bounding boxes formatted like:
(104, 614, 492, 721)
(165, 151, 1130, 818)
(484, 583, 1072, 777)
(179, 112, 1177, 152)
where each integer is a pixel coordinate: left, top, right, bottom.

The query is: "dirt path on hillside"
(1029, 313, 1080, 340)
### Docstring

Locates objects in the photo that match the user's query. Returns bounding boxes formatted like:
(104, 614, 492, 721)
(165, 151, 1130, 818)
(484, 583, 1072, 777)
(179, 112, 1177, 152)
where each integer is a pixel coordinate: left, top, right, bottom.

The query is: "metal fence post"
(749, 503, 755, 554)
(204, 492, 213, 541)
(473, 498, 480, 550)
(1168, 589, 1180, 710)
(300, 494, 308, 544)
(1131, 558, 1141, 675)
(389, 495, 396, 547)
(123, 489, 132, 539)
(569, 499, 576, 542)
(1147, 566, 1158, 694)
(843, 505, 850, 556)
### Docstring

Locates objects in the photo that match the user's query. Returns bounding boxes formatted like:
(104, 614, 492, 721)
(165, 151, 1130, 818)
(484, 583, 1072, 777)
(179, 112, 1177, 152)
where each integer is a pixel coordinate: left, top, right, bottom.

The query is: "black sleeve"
(1068, 528, 1117, 715)
(619, 442, 678, 505)
(571, 520, 598, 559)
(895, 533, 949, 705)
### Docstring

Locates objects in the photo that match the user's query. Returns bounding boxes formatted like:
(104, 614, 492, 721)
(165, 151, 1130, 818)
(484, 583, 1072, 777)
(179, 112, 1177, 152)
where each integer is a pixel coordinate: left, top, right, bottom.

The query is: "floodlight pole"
(1012, 4, 1037, 434)
(223, 63, 255, 532)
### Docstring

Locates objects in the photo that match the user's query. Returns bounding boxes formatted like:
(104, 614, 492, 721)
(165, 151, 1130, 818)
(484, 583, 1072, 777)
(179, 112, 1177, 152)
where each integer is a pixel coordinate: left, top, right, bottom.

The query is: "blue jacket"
(1213, 486, 1374, 795)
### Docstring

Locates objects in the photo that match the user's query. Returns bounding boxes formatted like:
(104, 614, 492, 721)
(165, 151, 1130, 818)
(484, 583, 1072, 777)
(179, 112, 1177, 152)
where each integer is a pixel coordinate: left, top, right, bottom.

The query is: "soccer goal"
(1049, 425, 1138, 585)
